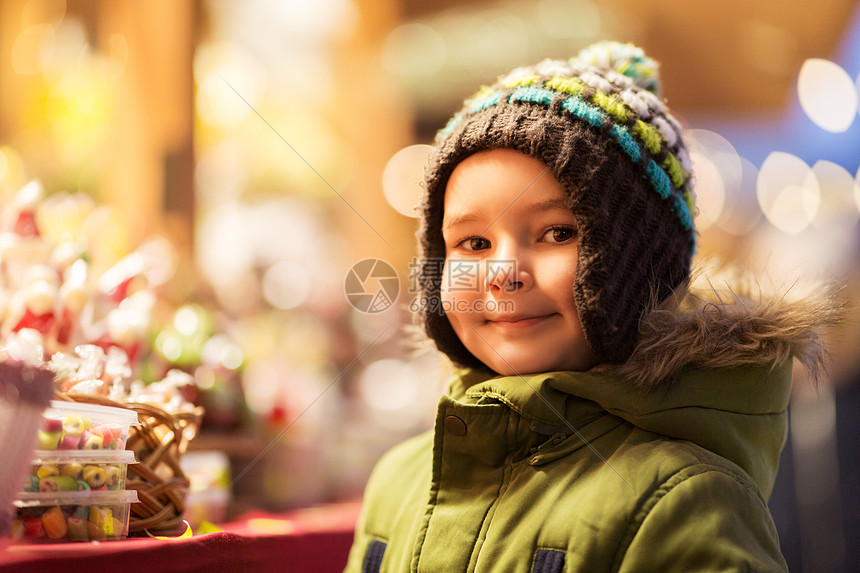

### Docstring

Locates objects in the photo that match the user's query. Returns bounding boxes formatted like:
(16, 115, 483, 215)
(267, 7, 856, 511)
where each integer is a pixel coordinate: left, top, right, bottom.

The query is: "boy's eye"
(543, 226, 576, 244)
(466, 237, 490, 251)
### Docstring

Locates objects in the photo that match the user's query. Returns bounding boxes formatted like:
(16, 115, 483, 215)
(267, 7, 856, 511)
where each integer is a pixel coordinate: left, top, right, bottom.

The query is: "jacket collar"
(449, 369, 605, 433)
(447, 360, 793, 498)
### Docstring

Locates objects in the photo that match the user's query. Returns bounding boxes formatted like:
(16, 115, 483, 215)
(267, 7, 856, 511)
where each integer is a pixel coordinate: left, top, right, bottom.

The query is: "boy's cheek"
(439, 286, 479, 325)
(437, 270, 455, 315)
(440, 259, 485, 299)
(439, 285, 461, 314)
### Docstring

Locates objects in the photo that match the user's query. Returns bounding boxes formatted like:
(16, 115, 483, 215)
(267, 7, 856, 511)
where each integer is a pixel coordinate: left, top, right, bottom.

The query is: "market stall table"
(0, 501, 360, 573)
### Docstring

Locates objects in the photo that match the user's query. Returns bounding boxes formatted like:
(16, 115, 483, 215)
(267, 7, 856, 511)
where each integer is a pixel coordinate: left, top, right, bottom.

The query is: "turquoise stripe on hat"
(672, 195, 694, 231)
(609, 124, 641, 163)
(438, 115, 461, 140)
(646, 160, 671, 200)
(647, 160, 695, 233)
(562, 96, 604, 128)
(509, 86, 556, 106)
(469, 91, 504, 113)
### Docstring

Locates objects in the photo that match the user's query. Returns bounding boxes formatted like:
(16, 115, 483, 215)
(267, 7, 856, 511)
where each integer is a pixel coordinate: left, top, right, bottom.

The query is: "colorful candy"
(59, 462, 83, 479)
(24, 452, 133, 493)
(37, 418, 62, 449)
(11, 499, 134, 542)
(62, 415, 84, 436)
(36, 464, 58, 479)
(23, 475, 40, 492)
(104, 466, 122, 489)
(39, 476, 77, 492)
(36, 428, 61, 449)
(66, 515, 88, 540)
(35, 410, 130, 451)
(58, 433, 81, 450)
(87, 506, 114, 540)
(41, 506, 68, 539)
(82, 465, 107, 488)
(80, 431, 103, 450)
(22, 516, 46, 539)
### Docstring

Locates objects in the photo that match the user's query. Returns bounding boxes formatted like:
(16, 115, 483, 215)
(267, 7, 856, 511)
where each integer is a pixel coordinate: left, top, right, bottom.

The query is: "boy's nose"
(484, 260, 530, 293)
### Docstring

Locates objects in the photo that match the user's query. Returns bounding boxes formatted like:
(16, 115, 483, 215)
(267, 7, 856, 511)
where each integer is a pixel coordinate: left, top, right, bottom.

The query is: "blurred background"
(1, 0, 858, 570)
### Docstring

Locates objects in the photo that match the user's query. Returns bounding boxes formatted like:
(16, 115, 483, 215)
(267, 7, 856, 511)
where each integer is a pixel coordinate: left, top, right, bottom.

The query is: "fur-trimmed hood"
(607, 267, 843, 390)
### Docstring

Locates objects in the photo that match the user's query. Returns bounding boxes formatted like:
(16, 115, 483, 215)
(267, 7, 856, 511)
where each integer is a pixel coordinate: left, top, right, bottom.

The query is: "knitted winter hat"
(417, 41, 697, 368)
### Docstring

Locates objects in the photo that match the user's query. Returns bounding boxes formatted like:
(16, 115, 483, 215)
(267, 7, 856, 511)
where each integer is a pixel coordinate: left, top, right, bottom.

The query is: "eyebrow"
(522, 198, 570, 215)
(442, 212, 481, 231)
(442, 198, 571, 231)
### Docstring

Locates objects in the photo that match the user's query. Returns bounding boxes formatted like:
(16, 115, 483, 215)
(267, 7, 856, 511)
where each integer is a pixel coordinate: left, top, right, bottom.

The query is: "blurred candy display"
(0, 179, 223, 415)
(0, 179, 241, 540)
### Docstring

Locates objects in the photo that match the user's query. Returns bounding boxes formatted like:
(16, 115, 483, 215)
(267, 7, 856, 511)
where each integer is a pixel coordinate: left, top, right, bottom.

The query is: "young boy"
(346, 41, 829, 572)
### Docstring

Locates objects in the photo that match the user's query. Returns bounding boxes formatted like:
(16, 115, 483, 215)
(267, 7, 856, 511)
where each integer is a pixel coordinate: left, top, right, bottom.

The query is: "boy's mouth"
(487, 313, 558, 328)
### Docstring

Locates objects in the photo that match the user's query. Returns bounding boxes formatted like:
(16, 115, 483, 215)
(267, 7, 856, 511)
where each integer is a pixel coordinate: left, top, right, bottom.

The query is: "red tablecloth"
(0, 502, 360, 573)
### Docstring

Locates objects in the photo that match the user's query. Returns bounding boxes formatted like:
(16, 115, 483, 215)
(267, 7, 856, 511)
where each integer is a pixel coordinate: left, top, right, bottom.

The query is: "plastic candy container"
(11, 490, 138, 542)
(38, 400, 139, 451)
(10, 400, 141, 542)
(23, 450, 137, 493)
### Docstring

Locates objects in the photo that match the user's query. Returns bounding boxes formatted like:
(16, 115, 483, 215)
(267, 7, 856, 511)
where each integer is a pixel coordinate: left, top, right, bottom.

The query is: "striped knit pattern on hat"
(417, 41, 697, 368)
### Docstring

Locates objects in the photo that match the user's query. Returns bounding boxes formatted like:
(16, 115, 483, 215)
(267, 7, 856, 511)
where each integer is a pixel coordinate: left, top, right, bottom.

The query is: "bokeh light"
(358, 359, 416, 413)
(797, 58, 858, 133)
(259, 0, 357, 44)
(356, 353, 443, 431)
(382, 144, 432, 218)
(381, 23, 447, 77)
(242, 359, 282, 417)
(21, 0, 67, 29)
(38, 191, 97, 249)
(156, 331, 184, 363)
(195, 141, 248, 202)
(174, 305, 204, 337)
(470, 11, 530, 65)
(855, 165, 860, 214)
(716, 157, 762, 236)
(686, 129, 743, 231)
(196, 202, 254, 281)
(44, 51, 115, 167)
(11, 24, 55, 75)
(537, 0, 600, 39)
(811, 160, 859, 234)
(242, 357, 330, 434)
(136, 236, 179, 287)
(262, 260, 311, 310)
(203, 334, 245, 371)
(688, 151, 724, 232)
(757, 151, 820, 235)
(0, 147, 28, 196)
(194, 42, 265, 128)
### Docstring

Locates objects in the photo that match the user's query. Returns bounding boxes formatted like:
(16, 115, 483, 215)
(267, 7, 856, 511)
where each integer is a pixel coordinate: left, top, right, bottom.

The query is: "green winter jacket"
(346, 279, 835, 572)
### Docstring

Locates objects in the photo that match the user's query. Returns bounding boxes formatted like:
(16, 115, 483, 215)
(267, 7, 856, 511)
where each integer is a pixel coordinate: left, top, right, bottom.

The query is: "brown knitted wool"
(417, 42, 696, 368)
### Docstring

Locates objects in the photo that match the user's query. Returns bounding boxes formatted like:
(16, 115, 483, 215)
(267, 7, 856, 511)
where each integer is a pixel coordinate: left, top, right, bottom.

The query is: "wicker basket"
(56, 392, 204, 535)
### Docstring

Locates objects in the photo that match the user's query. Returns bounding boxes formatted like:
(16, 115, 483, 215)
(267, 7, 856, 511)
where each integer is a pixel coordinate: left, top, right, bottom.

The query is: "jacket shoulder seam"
(609, 462, 757, 572)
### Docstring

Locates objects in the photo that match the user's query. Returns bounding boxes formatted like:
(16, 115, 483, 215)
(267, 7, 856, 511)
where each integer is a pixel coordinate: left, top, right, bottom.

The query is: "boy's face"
(440, 148, 598, 376)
